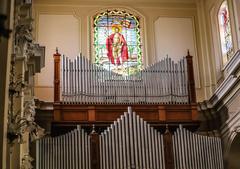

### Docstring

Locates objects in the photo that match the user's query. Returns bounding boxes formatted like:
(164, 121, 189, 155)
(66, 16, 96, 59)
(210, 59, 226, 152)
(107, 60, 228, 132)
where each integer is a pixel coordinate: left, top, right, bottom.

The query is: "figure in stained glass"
(93, 10, 142, 76)
(106, 24, 129, 66)
(218, 1, 233, 64)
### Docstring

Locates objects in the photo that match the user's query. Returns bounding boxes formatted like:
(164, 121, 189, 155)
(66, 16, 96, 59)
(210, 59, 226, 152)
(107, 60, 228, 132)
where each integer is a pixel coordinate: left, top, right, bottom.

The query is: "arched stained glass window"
(93, 9, 142, 76)
(218, 1, 233, 64)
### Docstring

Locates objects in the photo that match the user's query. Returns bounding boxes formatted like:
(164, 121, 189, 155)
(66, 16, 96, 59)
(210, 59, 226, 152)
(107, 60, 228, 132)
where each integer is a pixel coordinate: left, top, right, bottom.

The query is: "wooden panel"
(62, 111, 88, 121)
(166, 111, 192, 121)
(136, 111, 158, 121)
(96, 110, 123, 121)
(53, 103, 198, 123)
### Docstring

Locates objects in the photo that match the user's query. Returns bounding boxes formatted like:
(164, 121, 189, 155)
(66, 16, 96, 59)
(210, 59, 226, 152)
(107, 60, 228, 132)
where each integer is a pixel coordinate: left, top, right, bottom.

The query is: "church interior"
(0, 0, 240, 168)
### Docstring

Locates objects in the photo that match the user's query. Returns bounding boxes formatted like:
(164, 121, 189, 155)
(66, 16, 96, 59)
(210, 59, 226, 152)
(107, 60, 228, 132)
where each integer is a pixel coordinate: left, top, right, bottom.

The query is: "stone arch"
(227, 132, 240, 169)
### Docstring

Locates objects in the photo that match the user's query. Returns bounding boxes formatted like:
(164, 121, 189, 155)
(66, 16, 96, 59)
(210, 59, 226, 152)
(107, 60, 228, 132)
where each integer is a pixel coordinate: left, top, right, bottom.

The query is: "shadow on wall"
(228, 134, 240, 169)
(197, 94, 229, 135)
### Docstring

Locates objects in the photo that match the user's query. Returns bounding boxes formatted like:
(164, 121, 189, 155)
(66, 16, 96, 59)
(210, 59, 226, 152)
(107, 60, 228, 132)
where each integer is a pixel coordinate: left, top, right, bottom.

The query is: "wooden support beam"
(163, 126, 174, 169)
(186, 51, 196, 104)
(53, 48, 61, 102)
(158, 105, 166, 121)
(90, 126, 100, 169)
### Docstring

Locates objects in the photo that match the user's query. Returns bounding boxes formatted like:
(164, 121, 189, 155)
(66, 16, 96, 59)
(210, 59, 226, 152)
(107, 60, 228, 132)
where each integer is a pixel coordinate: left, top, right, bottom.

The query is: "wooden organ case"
(52, 50, 198, 134)
(35, 50, 226, 169)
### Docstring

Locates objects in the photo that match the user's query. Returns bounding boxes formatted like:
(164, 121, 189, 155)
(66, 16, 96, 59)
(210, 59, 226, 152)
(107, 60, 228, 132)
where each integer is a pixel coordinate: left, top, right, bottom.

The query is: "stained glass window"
(93, 9, 142, 76)
(218, 1, 233, 64)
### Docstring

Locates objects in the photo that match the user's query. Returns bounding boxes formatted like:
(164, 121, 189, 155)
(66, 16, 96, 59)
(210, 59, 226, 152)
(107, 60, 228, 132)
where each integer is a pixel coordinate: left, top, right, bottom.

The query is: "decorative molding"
(6, 1, 46, 167)
(33, 1, 197, 9)
(233, 125, 240, 133)
(223, 50, 240, 75)
(7, 55, 45, 144)
(208, 50, 240, 106)
(197, 50, 240, 133)
(221, 108, 240, 137)
(20, 154, 34, 169)
(220, 109, 240, 157)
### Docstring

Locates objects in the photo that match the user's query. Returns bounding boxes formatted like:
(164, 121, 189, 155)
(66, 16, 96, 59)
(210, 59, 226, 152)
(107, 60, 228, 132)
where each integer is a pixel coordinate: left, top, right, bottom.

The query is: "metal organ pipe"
(99, 107, 166, 169)
(59, 54, 190, 104)
(36, 108, 225, 169)
(36, 127, 90, 169)
(172, 125, 224, 169)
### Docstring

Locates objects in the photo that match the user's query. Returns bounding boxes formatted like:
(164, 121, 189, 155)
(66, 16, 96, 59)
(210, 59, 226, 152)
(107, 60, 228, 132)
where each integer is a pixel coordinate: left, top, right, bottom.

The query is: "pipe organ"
(36, 126, 91, 169)
(99, 107, 165, 169)
(52, 50, 198, 125)
(60, 54, 189, 104)
(172, 126, 224, 169)
(37, 107, 224, 169)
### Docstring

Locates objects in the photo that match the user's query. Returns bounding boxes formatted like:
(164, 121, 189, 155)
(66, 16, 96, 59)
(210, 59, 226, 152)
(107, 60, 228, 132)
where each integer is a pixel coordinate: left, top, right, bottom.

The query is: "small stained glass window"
(218, 1, 233, 64)
(93, 9, 143, 76)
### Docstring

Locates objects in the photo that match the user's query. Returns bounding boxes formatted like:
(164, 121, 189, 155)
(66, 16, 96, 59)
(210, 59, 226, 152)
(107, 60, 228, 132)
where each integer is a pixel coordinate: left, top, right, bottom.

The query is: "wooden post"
(90, 125, 100, 169)
(163, 125, 174, 169)
(186, 51, 196, 103)
(158, 105, 166, 121)
(53, 48, 61, 102)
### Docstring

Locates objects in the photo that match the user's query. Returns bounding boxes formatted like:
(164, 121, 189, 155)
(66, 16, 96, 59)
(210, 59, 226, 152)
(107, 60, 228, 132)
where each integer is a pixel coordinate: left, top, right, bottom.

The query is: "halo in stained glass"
(93, 9, 143, 76)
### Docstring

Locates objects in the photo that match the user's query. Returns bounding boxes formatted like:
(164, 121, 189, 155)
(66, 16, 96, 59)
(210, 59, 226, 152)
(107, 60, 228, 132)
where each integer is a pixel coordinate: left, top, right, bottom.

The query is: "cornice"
(197, 50, 240, 131)
(208, 50, 240, 107)
(33, 0, 197, 9)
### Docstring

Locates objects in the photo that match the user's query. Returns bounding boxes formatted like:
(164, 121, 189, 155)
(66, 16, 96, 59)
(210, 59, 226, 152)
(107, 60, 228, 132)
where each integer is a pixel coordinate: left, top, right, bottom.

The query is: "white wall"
(154, 17, 196, 60)
(154, 17, 200, 87)
(33, 2, 208, 101)
(35, 14, 80, 101)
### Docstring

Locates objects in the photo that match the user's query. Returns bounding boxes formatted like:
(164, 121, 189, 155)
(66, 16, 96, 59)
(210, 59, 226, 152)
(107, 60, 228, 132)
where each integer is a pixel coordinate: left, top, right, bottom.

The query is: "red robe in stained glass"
(106, 32, 129, 65)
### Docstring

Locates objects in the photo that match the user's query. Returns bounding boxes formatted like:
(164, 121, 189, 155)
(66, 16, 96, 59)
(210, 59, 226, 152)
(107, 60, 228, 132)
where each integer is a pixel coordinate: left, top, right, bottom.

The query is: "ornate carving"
(233, 126, 240, 133)
(8, 55, 45, 144)
(20, 154, 34, 169)
(14, 1, 34, 60)
(8, 98, 45, 144)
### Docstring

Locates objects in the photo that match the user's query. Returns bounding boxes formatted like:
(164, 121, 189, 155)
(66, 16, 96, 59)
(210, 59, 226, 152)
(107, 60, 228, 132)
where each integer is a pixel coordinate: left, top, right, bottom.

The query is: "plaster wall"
(32, 0, 209, 102)
(35, 14, 79, 101)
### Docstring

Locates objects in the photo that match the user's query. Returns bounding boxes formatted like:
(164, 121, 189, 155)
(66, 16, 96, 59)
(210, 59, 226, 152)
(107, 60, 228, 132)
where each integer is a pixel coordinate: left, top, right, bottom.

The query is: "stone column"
(0, 0, 14, 168)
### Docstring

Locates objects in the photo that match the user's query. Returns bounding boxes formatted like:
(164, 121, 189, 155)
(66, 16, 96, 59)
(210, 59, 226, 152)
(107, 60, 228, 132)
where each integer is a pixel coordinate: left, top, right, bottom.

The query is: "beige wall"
(154, 17, 200, 88)
(33, 0, 224, 102)
(203, 0, 240, 81)
(35, 14, 80, 101)
(154, 17, 195, 60)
